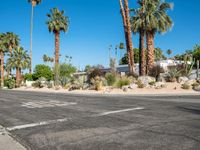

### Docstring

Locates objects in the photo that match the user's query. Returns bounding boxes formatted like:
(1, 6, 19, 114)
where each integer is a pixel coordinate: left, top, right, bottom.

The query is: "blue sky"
(0, 0, 200, 70)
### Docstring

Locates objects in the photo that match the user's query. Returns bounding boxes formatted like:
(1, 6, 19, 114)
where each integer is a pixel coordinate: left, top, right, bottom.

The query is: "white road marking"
(94, 107, 144, 117)
(21, 101, 77, 108)
(7, 118, 70, 131)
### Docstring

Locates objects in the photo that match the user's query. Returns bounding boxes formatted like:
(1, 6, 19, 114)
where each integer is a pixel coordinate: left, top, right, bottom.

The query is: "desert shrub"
(24, 73, 33, 81)
(91, 76, 104, 91)
(116, 76, 131, 88)
(105, 73, 117, 86)
(137, 80, 145, 89)
(4, 78, 15, 89)
(46, 81, 53, 89)
(149, 65, 165, 80)
(191, 82, 200, 87)
(149, 81, 156, 86)
(33, 64, 53, 81)
(165, 67, 181, 82)
(32, 77, 46, 88)
(88, 68, 103, 82)
(181, 83, 191, 90)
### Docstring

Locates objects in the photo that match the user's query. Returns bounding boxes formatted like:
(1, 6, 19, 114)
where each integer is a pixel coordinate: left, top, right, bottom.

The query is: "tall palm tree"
(4, 32, 20, 75)
(0, 34, 7, 87)
(6, 47, 30, 87)
(46, 8, 69, 66)
(28, 0, 42, 73)
(144, 0, 173, 74)
(131, 0, 146, 76)
(119, 0, 135, 75)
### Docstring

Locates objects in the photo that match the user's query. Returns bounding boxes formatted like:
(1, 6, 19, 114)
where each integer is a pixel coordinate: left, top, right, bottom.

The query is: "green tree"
(33, 64, 53, 81)
(60, 63, 76, 78)
(120, 48, 139, 65)
(0, 34, 8, 87)
(28, 0, 42, 73)
(46, 8, 69, 65)
(155, 48, 166, 61)
(6, 47, 30, 87)
(193, 44, 200, 61)
(4, 32, 20, 76)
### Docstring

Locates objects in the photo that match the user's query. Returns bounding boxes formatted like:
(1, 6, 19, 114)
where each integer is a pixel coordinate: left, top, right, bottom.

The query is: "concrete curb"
(0, 126, 26, 150)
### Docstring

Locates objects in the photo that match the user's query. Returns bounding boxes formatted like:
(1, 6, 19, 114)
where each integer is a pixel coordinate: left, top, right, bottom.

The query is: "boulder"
(186, 79, 196, 85)
(138, 76, 156, 87)
(178, 77, 189, 84)
(25, 81, 34, 88)
(197, 78, 200, 83)
(129, 83, 138, 89)
(193, 86, 200, 92)
(154, 82, 167, 89)
(122, 86, 129, 92)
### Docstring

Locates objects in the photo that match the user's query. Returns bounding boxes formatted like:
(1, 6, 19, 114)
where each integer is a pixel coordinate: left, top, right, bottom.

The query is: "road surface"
(0, 90, 200, 150)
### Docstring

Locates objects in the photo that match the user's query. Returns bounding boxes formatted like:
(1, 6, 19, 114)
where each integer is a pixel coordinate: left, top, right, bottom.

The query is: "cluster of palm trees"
(0, 33, 30, 87)
(120, 0, 173, 76)
(0, 0, 69, 88)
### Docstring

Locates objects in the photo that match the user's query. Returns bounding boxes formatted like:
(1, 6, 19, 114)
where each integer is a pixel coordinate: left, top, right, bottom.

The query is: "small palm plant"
(6, 47, 30, 87)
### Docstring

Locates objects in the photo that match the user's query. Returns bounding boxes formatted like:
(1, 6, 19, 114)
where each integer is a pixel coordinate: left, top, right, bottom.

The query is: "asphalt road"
(0, 90, 200, 150)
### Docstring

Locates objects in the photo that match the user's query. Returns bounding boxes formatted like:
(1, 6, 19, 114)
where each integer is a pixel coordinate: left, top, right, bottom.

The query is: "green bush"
(24, 73, 33, 81)
(181, 83, 190, 90)
(166, 67, 181, 82)
(60, 63, 76, 78)
(33, 64, 53, 81)
(4, 78, 15, 89)
(116, 76, 131, 88)
(105, 73, 117, 86)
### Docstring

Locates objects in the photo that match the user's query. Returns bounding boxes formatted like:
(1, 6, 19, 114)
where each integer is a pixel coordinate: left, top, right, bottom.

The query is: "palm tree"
(167, 49, 172, 59)
(131, 0, 146, 76)
(6, 47, 30, 87)
(46, 8, 69, 66)
(119, 0, 135, 75)
(28, 0, 42, 73)
(144, 0, 173, 74)
(0, 34, 7, 87)
(4, 32, 20, 75)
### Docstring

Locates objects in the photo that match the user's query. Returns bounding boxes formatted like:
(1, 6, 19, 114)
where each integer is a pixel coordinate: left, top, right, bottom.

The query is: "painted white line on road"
(21, 101, 77, 108)
(93, 107, 144, 117)
(7, 118, 70, 131)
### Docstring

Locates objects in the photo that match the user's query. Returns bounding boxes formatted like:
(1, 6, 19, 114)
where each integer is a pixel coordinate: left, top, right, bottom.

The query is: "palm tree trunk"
(0, 51, 4, 87)
(139, 30, 146, 76)
(55, 31, 60, 65)
(29, 4, 34, 74)
(146, 31, 155, 75)
(7, 46, 12, 76)
(16, 67, 20, 87)
(119, 0, 135, 75)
